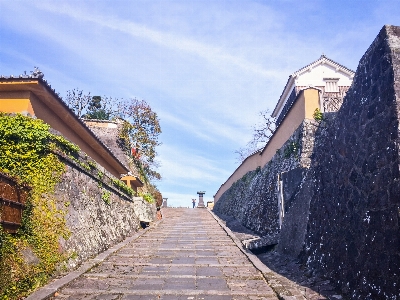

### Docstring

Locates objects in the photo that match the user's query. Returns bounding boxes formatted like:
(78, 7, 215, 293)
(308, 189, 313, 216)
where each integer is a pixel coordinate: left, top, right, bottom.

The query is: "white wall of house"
(273, 56, 355, 120)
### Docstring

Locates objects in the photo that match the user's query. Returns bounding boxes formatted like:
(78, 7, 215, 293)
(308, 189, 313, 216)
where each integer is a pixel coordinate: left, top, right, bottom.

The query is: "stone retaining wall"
(214, 24, 400, 299)
(296, 25, 400, 299)
(54, 154, 154, 269)
(213, 119, 319, 236)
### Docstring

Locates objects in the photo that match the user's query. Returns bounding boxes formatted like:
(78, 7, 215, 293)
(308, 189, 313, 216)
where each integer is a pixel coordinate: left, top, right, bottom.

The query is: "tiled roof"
(292, 54, 355, 77)
(248, 148, 263, 157)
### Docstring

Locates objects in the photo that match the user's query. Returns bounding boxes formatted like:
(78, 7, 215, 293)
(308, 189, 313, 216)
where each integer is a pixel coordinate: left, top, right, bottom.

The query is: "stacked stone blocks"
(299, 25, 400, 299)
(214, 25, 400, 299)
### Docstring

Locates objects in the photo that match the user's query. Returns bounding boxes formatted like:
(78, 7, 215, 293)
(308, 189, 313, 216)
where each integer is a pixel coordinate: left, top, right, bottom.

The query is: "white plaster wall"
(296, 64, 353, 87)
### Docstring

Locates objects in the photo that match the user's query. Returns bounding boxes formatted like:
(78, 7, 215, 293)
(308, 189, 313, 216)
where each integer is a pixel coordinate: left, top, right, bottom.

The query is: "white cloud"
(158, 109, 250, 145)
(199, 116, 250, 145)
(31, 1, 281, 80)
(158, 144, 231, 184)
(158, 111, 216, 143)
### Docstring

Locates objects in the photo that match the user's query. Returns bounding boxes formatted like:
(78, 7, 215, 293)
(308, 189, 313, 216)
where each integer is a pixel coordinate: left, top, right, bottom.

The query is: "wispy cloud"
(159, 109, 250, 145)
(158, 144, 231, 184)
(32, 1, 279, 79)
(198, 116, 249, 145)
(158, 111, 216, 143)
(1, 0, 392, 208)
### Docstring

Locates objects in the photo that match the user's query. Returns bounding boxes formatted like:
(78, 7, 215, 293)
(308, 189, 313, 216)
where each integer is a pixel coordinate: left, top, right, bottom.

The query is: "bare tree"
(252, 109, 276, 144)
(235, 109, 276, 163)
(235, 146, 259, 164)
(64, 89, 119, 119)
(64, 89, 92, 118)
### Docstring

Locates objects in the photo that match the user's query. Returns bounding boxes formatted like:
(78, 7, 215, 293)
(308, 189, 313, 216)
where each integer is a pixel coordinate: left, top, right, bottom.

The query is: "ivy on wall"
(0, 113, 79, 299)
(138, 192, 155, 204)
(313, 108, 324, 123)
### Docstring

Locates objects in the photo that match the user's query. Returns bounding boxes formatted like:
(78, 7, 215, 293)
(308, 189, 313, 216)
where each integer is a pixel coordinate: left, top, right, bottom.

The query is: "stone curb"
(25, 219, 163, 300)
(208, 209, 306, 300)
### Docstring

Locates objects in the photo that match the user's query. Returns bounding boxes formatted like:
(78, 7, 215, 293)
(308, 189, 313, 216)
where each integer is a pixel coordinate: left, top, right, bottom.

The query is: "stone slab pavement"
(31, 208, 281, 300)
(213, 212, 339, 300)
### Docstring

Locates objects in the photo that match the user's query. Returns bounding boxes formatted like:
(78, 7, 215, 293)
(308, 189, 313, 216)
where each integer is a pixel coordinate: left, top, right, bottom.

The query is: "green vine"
(139, 192, 155, 203)
(101, 191, 111, 205)
(313, 108, 324, 122)
(0, 113, 76, 299)
(110, 178, 135, 197)
(87, 160, 97, 170)
(284, 141, 299, 158)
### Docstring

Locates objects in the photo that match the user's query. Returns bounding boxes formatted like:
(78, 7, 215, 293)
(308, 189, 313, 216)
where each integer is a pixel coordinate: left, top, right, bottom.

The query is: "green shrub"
(313, 108, 324, 122)
(101, 191, 111, 205)
(284, 141, 299, 158)
(110, 178, 135, 197)
(139, 192, 155, 203)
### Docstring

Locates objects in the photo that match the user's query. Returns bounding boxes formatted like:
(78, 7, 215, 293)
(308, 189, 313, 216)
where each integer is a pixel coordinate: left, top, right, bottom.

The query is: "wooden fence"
(0, 173, 31, 233)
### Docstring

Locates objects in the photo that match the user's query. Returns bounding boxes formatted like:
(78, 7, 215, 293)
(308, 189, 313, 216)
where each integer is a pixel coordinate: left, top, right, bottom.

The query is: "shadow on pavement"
(213, 211, 344, 300)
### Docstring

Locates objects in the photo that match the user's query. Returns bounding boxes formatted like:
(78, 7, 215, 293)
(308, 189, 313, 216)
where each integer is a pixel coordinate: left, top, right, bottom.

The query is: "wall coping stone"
(55, 150, 134, 202)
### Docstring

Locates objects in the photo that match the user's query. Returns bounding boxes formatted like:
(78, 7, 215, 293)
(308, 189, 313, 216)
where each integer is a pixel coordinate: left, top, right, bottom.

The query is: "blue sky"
(1, 0, 399, 207)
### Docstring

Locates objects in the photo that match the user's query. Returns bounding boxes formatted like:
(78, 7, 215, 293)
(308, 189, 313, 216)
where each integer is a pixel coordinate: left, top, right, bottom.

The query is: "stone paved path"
(51, 208, 278, 300)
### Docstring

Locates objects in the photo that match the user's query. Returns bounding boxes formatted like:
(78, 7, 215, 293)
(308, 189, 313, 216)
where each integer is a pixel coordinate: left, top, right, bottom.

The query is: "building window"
(324, 78, 339, 92)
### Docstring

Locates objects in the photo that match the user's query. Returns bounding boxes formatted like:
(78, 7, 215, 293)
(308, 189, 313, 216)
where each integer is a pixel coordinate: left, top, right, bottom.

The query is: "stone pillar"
(197, 191, 206, 208)
(162, 198, 168, 208)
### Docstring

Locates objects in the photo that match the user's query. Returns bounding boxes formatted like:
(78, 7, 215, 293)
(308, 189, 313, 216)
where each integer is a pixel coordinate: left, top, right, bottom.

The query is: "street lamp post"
(197, 191, 206, 208)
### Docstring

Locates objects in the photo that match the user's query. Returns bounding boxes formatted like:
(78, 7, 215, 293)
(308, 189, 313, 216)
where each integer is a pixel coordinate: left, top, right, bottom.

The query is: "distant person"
(192, 199, 196, 208)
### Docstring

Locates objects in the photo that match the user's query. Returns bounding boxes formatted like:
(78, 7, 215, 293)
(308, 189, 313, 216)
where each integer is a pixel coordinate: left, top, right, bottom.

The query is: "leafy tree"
(64, 90, 162, 183)
(146, 184, 163, 208)
(117, 98, 161, 164)
(64, 90, 115, 120)
(117, 98, 162, 182)
(85, 96, 112, 120)
(235, 109, 276, 163)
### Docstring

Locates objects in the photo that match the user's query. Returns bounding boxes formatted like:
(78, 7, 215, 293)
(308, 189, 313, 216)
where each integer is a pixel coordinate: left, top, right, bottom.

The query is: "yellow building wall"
(0, 92, 35, 116)
(260, 88, 320, 166)
(214, 88, 320, 203)
(304, 88, 320, 119)
(0, 90, 122, 178)
(214, 151, 261, 202)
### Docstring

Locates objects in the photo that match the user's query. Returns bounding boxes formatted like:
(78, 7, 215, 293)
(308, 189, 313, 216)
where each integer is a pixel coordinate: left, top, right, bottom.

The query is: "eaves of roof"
(292, 54, 355, 77)
(261, 87, 321, 156)
(82, 118, 119, 124)
(0, 75, 130, 175)
(272, 75, 295, 117)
